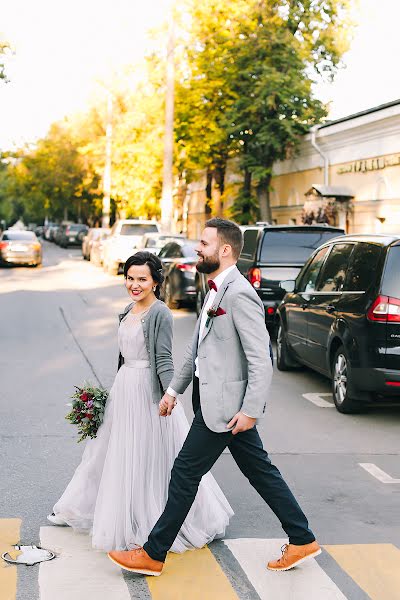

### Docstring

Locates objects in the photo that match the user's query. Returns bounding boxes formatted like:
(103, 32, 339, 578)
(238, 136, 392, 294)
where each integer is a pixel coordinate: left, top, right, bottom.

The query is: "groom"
(108, 218, 320, 575)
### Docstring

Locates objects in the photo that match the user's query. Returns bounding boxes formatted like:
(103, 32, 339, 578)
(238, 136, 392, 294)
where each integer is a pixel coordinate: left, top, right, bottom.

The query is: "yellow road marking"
(147, 546, 239, 600)
(325, 543, 400, 600)
(0, 519, 22, 600)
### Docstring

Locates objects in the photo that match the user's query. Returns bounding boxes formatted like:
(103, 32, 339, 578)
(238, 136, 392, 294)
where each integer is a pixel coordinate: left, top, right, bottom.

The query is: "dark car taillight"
(367, 295, 400, 323)
(176, 263, 195, 273)
(248, 267, 261, 289)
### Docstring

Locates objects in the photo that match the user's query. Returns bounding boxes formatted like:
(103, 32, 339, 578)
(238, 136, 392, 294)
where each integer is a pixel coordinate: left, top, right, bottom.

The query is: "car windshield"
(260, 230, 342, 264)
(381, 246, 400, 298)
(2, 231, 36, 241)
(120, 224, 158, 236)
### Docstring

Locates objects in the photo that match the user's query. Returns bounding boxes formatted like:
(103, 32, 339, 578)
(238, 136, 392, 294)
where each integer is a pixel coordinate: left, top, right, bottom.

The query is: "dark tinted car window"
(297, 246, 330, 293)
(242, 229, 258, 257)
(260, 230, 343, 264)
(317, 243, 354, 292)
(158, 244, 170, 258)
(344, 243, 382, 292)
(120, 224, 158, 235)
(70, 224, 87, 231)
(381, 246, 400, 298)
(165, 243, 181, 258)
(2, 231, 36, 241)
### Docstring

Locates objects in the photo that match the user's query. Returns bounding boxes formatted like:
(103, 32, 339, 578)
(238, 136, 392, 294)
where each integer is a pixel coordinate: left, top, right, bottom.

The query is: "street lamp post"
(102, 91, 113, 228)
(160, 11, 175, 233)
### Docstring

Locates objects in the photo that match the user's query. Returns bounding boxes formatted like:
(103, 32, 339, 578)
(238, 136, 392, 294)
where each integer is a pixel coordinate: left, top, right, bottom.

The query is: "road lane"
(0, 241, 399, 599)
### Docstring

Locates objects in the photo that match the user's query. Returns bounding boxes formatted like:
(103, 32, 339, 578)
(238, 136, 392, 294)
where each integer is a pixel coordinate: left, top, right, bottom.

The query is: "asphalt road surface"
(1, 241, 399, 600)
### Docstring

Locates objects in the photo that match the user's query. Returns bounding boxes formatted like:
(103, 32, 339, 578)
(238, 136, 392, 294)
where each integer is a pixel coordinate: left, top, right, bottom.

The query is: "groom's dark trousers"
(143, 377, 315, 562)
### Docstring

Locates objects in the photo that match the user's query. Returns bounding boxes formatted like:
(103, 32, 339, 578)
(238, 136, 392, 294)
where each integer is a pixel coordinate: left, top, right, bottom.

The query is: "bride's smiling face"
(125, 264, 155, 303)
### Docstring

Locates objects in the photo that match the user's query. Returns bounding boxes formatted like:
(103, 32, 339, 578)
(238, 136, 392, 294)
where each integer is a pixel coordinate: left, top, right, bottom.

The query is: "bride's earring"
(153, 286, 156, 292)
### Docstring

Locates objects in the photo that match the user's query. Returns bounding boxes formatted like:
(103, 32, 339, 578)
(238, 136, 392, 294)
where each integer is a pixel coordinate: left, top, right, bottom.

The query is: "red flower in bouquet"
(66, 383, 108, 443)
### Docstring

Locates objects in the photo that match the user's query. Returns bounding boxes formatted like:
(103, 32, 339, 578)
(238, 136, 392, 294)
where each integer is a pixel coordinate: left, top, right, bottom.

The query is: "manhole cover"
(2, 545, 56, 566)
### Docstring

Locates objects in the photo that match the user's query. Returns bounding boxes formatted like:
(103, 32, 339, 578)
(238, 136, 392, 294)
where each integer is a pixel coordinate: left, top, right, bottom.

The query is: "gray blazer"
(169, 266, 273, 433)
(118, 300, 174, 403)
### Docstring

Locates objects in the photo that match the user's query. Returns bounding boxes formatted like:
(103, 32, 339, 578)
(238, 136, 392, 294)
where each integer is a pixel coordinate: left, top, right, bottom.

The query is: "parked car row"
(43, 222, 89, 247)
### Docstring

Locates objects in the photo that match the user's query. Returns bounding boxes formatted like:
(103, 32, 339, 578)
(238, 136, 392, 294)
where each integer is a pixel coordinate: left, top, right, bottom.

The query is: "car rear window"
(381, 246, 400, 298)
(2, 231, 36, 241)
(260, 230, 343, 264)
(120, 224, 158, 236)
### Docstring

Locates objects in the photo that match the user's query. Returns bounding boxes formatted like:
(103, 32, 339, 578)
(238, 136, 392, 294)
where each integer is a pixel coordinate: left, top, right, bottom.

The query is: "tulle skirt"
(53, 364, 233, 552)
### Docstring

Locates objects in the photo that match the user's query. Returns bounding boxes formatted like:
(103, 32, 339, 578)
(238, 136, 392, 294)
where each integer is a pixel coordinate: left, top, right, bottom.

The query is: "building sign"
(337, 154, 400, 175)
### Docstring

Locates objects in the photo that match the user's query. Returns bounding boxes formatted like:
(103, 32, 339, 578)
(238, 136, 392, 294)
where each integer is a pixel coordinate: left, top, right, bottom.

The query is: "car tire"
(106, 261, 119, 276)
(165, 280, 179, 309)
(331, 346, 363, 414)
(276, 322, 300, 371)
(195, 289, 204, 316)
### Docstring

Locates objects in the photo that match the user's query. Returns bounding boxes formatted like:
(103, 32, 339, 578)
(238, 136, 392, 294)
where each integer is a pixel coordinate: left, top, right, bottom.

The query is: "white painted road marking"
(302, 393, 334, 407)
(359, 463, 400, 484)
(39, 527, 131, 600)
(225, 538, 347, 599)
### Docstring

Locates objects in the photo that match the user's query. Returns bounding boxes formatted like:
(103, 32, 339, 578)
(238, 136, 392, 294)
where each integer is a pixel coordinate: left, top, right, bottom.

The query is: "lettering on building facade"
(337, 154, 400, 175)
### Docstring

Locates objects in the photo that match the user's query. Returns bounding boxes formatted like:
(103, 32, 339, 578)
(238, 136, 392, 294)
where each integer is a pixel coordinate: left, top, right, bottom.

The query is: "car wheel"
(195, 289, 204, 316)
(165, 280, 179, 309)
(106, 261, 119, 276)
(276, 322, 300, 371)
(332, 346, 363, 414)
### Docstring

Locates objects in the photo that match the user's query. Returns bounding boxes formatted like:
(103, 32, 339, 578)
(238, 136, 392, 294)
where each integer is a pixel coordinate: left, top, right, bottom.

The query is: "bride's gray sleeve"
(154, 309, 174, 391)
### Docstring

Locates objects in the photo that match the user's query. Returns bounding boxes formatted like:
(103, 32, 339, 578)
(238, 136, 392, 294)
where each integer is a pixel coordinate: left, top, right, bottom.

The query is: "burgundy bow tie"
(208, 279, 218, 292)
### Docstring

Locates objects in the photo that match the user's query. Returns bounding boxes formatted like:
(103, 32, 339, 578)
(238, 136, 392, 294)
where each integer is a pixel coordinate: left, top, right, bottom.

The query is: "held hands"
(227, 412, 256, 435)
(159, 393, 176, 417)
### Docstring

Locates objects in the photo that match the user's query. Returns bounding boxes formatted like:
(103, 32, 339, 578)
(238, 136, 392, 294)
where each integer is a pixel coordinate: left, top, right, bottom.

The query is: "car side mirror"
(280, 280, 295, 293)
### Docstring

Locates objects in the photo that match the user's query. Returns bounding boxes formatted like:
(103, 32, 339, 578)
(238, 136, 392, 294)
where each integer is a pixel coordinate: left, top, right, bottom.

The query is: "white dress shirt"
(167, 264, 236, 398)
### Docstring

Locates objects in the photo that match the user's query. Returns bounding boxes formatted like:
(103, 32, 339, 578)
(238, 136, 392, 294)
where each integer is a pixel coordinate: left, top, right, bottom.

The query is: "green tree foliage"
(175, 0, 352, 223)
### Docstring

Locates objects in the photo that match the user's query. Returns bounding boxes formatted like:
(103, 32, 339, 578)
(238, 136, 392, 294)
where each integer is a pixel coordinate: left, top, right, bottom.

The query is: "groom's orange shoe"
(108, 547, 164, 576)
(267, 541, 321, 571)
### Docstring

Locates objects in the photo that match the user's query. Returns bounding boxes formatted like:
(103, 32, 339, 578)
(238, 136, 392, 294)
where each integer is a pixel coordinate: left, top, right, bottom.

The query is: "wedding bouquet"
(66, 383, 108, 443)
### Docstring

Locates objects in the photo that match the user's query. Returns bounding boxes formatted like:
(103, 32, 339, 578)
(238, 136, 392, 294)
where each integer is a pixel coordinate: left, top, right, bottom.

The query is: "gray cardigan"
(117, 300, 174, 403)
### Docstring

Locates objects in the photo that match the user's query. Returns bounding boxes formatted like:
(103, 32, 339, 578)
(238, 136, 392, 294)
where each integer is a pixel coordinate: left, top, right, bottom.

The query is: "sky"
(1, 0, 400, 149)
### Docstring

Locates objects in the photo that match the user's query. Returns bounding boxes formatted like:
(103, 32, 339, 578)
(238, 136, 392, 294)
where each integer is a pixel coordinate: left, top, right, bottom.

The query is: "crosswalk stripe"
(324, 543, 400, 600)
(38, 527, 131, 600)
(224, 538, 347, 600)
(0, 518, 21, 600)
(147, 546, 239, 600)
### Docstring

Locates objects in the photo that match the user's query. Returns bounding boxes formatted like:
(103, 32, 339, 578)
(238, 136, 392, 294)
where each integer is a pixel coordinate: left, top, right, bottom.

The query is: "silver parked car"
(139, 232, 186, 255)
(102, 219, 160, 275)
(0, 230, 42, 267)
(82, 228, 110, 260)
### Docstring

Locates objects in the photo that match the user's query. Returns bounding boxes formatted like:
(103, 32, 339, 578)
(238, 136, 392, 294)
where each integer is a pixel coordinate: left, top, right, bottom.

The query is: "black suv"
(277, 234, 400, 413)
(196, 225, 344, 328)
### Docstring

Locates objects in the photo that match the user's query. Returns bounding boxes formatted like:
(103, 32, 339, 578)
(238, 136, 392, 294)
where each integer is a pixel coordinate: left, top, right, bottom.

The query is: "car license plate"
(11, 245, 27, 252)
(69, 237, 75, 241)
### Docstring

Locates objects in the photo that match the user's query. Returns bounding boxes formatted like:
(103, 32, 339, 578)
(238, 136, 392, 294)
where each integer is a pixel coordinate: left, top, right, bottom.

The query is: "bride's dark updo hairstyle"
(123, 251, 165, 299)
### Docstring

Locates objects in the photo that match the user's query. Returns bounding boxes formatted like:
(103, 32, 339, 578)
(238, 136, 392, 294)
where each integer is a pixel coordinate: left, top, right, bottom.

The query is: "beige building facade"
(270, 99, 400, 233)
(183, 99, 400, 237)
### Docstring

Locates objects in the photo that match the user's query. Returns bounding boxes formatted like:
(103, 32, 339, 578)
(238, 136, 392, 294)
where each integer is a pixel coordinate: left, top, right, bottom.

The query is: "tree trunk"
(257, 175, 272, 223)
(243, 167, 252, 197)
(212, 165, 225, 216)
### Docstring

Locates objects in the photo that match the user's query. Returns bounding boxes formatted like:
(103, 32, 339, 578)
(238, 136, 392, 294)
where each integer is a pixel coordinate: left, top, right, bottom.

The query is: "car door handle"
(326, 305, 336, 313)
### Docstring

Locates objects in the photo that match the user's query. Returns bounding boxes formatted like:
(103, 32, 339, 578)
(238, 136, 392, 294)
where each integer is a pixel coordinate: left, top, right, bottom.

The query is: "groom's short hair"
(205, 218, 243, 259)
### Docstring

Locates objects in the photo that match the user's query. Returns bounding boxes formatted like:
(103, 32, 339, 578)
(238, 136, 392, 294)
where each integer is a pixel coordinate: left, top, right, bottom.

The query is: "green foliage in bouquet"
(66, 382, 108, 443)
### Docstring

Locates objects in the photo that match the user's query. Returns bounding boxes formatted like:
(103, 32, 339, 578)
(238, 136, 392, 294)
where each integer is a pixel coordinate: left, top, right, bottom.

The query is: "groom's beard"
(196, 252, 220, 274)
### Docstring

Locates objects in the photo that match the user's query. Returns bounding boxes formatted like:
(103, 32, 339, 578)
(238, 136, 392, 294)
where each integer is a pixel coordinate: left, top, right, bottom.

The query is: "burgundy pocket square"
(214, 307, 226, 317)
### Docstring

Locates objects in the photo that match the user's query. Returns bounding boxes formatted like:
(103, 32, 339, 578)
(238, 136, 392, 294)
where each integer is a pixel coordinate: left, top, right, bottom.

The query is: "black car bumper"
(353, 367, 400, 398)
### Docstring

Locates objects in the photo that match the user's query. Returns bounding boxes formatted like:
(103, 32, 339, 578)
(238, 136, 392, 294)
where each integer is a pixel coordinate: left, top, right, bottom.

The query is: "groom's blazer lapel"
(192, 290, 210, 355)
(199, 266, 241, 345)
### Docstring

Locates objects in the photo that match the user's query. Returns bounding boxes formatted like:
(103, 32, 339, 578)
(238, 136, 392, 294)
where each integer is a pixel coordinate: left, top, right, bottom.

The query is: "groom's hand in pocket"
(159, 393, 176, 416)
(227, 412, 256, 435)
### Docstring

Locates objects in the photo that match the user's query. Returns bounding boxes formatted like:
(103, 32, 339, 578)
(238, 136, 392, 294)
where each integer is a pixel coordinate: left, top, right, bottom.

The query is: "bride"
(48, 250, 233, 552)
